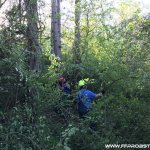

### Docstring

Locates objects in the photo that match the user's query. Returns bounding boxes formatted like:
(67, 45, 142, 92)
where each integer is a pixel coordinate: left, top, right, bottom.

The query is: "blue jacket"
(76, 89, 96, 110)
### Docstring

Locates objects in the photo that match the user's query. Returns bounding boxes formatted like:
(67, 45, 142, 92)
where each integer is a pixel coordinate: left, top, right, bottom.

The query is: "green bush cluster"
(1, 7, 150, 150)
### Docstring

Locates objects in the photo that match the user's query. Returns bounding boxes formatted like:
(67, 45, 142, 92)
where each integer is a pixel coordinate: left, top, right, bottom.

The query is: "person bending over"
(76, 79, 103, 119)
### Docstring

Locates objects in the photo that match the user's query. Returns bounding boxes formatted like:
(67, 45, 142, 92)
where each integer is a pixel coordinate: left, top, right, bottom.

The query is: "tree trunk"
(73, 0, 81, 63)
(25, 0, 42, 74)
(51, 0, 61, 58)
(18, 0, 22, 24)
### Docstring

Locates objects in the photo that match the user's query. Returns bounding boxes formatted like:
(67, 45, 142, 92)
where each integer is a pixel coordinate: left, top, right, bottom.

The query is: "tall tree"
(73, 0, 81, 63)
(25, 0, 42, 73)
(51, 0, 61, 58)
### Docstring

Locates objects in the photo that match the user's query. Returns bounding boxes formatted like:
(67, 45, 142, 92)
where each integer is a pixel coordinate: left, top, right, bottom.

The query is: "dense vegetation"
(0, 0, 150, 149)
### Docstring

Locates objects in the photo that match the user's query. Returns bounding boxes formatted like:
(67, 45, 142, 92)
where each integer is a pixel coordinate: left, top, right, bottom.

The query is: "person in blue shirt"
(76, 79, 103, 119)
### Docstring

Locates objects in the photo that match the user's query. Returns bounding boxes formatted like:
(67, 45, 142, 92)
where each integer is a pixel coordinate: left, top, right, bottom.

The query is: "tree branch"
(0, 0, 7, 9)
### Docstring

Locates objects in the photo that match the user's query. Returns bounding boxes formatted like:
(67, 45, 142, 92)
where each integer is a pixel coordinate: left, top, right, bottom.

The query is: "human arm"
(87, 90, 103, 99)
(95, 92, 103, 98)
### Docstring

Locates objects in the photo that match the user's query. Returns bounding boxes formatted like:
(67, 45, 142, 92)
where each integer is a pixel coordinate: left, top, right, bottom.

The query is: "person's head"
(59, 75, 65, 82)
(78, 80, 87, 90)
(58, 75, 66, 86)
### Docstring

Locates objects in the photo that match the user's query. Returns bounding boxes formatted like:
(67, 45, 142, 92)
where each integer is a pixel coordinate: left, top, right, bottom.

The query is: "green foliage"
(1, 0, 150, 149)
(60, 10, 150, 149)
(1, 105, 58, 150)
(68, 96, 150, 150)
(0, 27, 26, 111)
